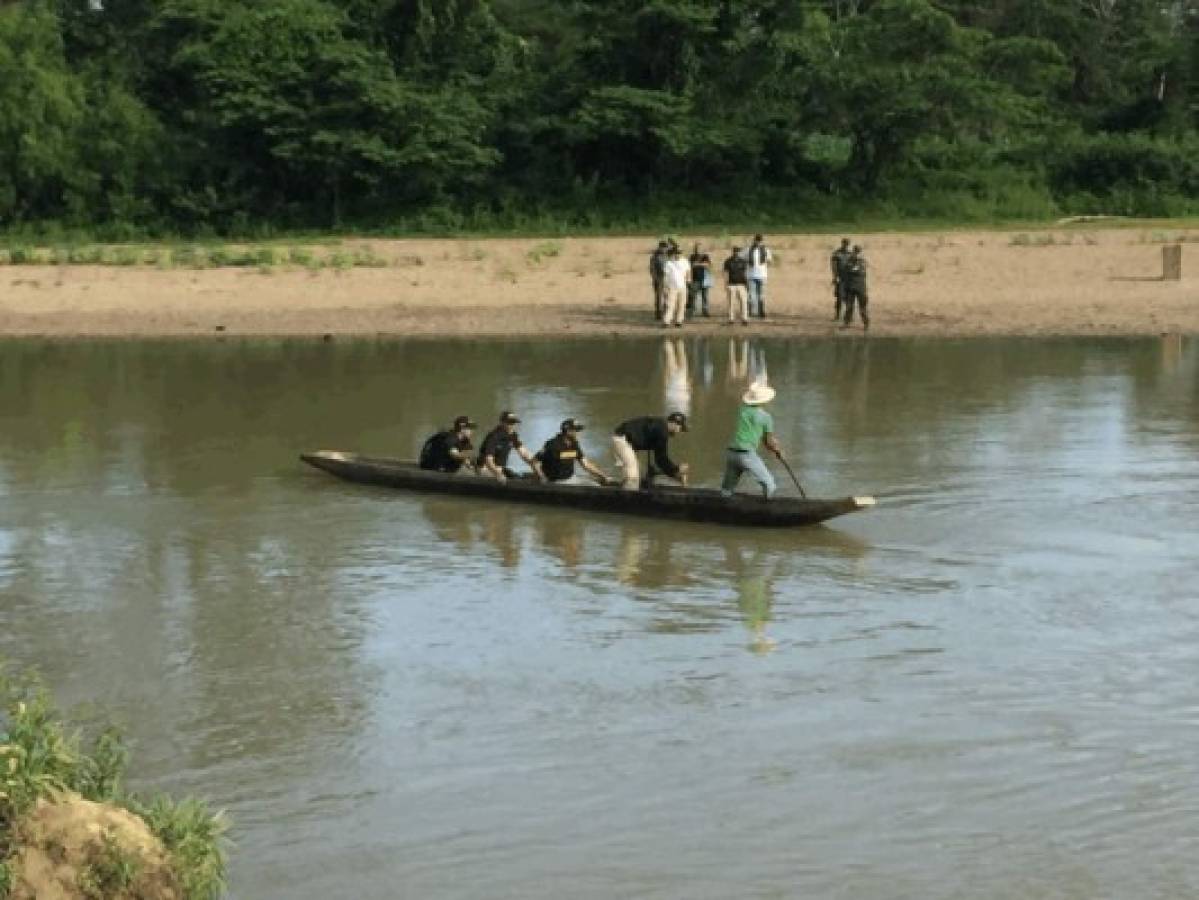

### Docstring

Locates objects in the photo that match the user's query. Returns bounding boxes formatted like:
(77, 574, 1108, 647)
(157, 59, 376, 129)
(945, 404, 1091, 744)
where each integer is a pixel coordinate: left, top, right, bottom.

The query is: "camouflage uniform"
(842, 246, 870, 330)
(830, 239, 852, 321)
(649, 242, 668, 319)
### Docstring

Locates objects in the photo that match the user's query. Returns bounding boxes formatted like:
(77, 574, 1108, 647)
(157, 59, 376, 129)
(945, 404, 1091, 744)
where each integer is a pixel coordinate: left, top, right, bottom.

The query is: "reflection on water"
(1, 336, 1199, 900)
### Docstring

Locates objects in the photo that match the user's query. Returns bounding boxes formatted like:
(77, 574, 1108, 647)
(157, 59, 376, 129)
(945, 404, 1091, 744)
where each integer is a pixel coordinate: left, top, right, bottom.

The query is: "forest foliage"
(2, 0, 1198, 235)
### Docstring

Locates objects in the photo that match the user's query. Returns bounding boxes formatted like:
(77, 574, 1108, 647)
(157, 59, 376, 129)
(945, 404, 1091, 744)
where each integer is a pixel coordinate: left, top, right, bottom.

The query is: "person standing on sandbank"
(723, 245, 750, 325)
(830, 237, 852, 321)
(661, 245, 691, 328)
(747, 234, 771, 319)
(649, 240, 669, 320)
(841, 245, 870, 331)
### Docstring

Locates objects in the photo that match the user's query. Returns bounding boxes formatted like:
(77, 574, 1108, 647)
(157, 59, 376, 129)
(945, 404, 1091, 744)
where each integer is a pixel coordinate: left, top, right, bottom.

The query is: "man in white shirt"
(747, 233, 771, 319)
(661, 245, 691, 328)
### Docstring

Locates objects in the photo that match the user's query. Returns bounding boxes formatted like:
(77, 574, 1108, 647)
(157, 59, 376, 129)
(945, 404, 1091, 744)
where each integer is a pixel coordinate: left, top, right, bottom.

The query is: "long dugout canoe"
(301, 451, 875, 528)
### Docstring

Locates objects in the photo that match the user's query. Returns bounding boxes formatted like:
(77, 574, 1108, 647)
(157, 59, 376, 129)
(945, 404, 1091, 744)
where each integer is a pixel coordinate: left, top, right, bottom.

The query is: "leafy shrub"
(287, 246, 313, 267)
(526, 241, 562, 265)
(170, 245, 203, 268)
(0, 667, 228, 900)
(112, 246, 142, 266)
(5, 246, 42, 265)
(351, 247, 387, 267)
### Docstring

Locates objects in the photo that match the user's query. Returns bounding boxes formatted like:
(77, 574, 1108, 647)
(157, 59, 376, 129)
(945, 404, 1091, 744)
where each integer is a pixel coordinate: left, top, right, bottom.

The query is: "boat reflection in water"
(418, 493, 870, 651)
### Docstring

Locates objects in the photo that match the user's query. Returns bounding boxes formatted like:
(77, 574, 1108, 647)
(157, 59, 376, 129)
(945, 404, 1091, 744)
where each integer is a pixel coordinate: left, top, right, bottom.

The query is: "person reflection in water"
(663, 338, 691, 417)
(737, 574, 776, 655)
(726, 339, 768, 393)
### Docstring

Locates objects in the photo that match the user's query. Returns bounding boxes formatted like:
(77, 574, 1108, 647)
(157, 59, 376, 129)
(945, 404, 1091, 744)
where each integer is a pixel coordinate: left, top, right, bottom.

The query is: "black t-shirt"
(535, 433, 586, 482)
(690, 252, 711, 283)
(477, 426, 523, 468)
(614, 416, 680, 478)
(723, 254, 748, 286)
(419, 430, 472, 472)
(831, 247, 852, 280)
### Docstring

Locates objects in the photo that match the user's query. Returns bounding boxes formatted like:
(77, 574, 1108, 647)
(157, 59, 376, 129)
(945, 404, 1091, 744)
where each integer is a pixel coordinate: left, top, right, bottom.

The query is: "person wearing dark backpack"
(830, 237, 852, 321)
(419, 415, 476, 472)
(649, 240, 669, 320)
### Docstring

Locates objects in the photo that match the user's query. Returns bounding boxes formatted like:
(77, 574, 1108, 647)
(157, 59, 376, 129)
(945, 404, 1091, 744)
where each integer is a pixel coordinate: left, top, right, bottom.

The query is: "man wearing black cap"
(477, 411, 543, 484)
(611, 412, 690, 490)
(534, 418, 615, 485)
(419, 415, 476, 473)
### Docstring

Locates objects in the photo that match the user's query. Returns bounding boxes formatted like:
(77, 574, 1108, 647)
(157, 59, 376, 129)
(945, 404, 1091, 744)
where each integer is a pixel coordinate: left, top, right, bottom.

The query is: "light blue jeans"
(748, 278, 766, 317)
(721, 449, 776, 498)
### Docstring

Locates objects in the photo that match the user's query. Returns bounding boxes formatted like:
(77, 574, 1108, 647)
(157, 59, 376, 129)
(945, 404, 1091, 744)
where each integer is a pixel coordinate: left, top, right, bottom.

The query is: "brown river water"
(1, 336, 1198, 899)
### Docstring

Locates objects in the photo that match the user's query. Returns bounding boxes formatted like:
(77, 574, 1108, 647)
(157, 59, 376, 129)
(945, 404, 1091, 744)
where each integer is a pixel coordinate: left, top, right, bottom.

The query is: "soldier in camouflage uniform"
(841, 245, 870, 331)
(829, 238, 852, 321)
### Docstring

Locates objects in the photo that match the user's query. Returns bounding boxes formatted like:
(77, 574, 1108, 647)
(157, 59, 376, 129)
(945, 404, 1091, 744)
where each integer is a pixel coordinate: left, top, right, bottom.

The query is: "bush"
(1047, 133, 1199, 215)
(0, 666, 228, 900)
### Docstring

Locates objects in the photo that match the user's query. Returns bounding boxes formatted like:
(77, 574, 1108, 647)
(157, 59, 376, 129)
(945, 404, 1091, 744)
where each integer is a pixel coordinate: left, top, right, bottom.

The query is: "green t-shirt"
(729, 404, 773, 451)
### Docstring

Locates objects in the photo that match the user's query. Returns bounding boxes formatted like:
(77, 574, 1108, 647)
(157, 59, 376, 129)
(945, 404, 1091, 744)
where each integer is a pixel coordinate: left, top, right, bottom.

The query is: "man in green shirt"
(721, 378, 781, 498)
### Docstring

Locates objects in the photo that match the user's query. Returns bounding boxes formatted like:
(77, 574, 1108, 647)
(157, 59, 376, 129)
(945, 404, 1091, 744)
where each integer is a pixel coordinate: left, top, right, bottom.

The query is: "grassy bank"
(1, 221, 1198, 275)
(0, 665, 227, 899)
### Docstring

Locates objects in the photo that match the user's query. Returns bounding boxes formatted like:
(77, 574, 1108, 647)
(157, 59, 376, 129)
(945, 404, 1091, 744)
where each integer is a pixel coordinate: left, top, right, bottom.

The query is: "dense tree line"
(1, 0, 1197, 235)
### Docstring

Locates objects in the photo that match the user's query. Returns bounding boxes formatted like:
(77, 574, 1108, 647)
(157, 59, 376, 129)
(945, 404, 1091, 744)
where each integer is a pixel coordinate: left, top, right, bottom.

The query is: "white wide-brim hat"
(742, 378, 776, 405)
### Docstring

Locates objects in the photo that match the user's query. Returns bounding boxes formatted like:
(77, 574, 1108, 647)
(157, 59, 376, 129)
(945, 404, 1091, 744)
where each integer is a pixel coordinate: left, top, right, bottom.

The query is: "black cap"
(453, 415, 477, 429)
(667, 411, 689, 431)
(657, 240, 668, 249)
(500, 410, 520, 424)
(732, 245, 742, 251)
(560, 417, 585, 432)
(753, 233, 764, 241)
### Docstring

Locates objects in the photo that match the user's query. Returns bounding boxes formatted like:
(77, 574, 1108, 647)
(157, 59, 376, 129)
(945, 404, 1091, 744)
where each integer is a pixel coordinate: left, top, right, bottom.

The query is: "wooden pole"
(1162, 245, 1182, 281)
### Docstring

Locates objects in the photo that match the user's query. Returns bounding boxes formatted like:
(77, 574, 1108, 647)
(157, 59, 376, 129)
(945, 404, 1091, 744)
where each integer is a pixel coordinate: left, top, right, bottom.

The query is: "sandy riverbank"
(1, 228, 1196, 338)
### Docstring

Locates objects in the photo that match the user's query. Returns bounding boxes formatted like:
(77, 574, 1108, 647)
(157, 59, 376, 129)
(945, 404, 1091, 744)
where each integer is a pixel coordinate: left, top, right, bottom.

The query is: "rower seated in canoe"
(611, 412, 690, 490)
(418, 415, 477, 474)
(533, 418, 616, 486)
(476, 410, 545, 484)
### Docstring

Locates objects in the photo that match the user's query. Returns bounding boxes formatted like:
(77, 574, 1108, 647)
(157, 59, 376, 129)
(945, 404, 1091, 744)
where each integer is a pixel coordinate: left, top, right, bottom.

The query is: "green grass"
(525, 240, 562, 265)
(0, 664, 228, 900)
(78, 831, 141, 899)
(131, 796, 229, 900)
(0, 240, 405, 271)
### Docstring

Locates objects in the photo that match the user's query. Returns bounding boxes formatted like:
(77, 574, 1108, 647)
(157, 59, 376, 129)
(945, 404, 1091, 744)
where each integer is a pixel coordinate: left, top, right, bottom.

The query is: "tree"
(0, 0, 85, 224)
(149, 0, 501, 226)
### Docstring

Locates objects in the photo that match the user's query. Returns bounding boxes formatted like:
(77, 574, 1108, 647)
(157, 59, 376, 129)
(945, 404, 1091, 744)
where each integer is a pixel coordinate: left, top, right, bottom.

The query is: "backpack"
(419, 432, 444, 469)
(650, 251, 666, 279)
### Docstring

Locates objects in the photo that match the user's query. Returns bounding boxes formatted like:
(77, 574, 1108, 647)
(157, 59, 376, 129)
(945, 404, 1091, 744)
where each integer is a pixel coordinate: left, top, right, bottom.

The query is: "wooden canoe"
(301, 451, 875, 528)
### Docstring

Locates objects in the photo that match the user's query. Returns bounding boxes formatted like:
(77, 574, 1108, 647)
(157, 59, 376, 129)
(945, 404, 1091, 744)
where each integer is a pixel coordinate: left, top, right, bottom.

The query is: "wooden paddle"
(774, 451, 807, 498)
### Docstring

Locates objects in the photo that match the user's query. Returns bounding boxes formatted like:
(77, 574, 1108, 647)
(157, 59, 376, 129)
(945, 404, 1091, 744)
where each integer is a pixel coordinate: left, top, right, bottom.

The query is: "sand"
(8, 794, 182, 900)
(1, 229, 1196, 338)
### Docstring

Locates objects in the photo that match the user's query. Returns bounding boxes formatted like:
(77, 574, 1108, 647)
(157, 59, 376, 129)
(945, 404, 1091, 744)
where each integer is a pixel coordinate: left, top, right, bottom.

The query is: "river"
(1, 336, 1197, 899)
